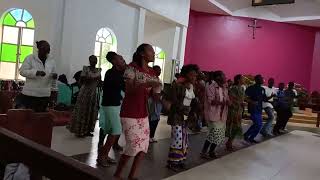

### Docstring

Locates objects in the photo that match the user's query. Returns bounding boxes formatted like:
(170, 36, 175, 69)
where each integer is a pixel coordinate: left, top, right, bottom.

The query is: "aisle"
(166, 130, 320, 180)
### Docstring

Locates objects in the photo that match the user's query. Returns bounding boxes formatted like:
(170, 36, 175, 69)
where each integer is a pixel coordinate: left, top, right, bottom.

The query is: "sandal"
(96, 157, 110, 167)
(166, 164, 180, 172)
(107, 157, 117, 164)
(209, 153, 218, 159)
(200, 153, 211, 160)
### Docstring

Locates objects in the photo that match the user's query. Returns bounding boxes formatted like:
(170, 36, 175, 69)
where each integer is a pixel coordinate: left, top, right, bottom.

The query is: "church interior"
(0, 0, 320, 180)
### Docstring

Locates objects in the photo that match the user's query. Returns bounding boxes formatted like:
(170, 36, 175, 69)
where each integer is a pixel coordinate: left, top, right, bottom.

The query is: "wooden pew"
(0, 128, 105, 180)
(1, 110, 53, 147)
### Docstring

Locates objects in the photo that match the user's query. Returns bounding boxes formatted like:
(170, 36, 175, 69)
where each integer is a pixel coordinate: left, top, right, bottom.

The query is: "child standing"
(148, 87, 163, 143)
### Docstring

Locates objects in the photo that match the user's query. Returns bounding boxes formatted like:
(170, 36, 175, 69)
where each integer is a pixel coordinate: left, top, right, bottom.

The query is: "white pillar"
(177, 25, 188, 70)
(137, 7, 146, 46)
(172, 26, 181, 60)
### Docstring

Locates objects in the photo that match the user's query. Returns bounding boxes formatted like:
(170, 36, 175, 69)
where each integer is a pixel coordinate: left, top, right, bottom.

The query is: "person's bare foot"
(113, 144, 123, 151)
(209, 153, 218, 159)
(226, 141, 234, 152)
(226, 145, 234, 152)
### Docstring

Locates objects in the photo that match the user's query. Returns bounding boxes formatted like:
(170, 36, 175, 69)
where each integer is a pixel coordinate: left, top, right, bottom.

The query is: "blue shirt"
(245, 84, 266, 114)
(148, 98, 163, 121)
(276, 90, 286, 107)
(276, 89, 296, 109)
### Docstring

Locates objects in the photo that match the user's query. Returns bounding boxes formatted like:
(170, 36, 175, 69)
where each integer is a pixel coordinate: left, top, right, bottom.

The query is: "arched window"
(94, 27, 117, 80)
(149, 46, 166, 81)
(0, 8, 35, 80)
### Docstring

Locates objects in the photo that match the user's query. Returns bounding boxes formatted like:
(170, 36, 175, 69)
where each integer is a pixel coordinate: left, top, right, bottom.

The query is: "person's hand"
(51, 73, 58, 79)
(36, 71, 46, 77)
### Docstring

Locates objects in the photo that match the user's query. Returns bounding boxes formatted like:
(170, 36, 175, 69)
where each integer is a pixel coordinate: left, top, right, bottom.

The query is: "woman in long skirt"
(201, 71, 229, 159)
(167, 64, 199, 171)
(68, 55, 101, 137)
(225, 74, 245, 151)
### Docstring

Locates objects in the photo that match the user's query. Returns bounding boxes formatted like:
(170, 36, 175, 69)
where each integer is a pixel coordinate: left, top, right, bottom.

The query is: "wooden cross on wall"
(248, 19, 262, 39)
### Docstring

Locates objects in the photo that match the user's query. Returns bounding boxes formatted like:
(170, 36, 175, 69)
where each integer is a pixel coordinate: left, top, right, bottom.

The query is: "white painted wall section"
(137, 8, 146, 46)
(127, 0, 191, 26)
(60, 0, 139, 78)
(144, 14, 177, 83)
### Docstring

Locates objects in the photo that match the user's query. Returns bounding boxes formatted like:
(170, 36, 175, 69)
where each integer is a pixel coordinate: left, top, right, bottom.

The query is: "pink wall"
(185, 11, 319, 90)
(311, 32, 320, 92)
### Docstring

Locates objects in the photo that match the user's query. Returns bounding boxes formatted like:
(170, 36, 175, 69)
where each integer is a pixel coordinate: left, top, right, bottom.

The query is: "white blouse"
(183, 84, 195, 107)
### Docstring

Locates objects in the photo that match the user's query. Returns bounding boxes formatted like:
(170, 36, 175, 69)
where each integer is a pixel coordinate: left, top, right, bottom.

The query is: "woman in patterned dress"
(225, 74, 245, 151)
(114, 44, 160, 180)
(201, 71, 229, 159)
(167, 64, 199, 171)
(68, 55, 101, 137)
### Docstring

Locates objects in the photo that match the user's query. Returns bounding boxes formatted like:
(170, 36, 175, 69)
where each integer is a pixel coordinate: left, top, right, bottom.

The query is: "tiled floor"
(51, 125, 99, 156)
(51, 117, 320, 180)
(51, 116, 172, 156)
(166, 131, 320, 180)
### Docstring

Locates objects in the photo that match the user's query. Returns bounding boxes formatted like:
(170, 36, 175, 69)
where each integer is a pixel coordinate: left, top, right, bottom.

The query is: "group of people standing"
(165, 71, 297, 171)
(244, 76, 296, 142)
(68, 44, 162, 180)
(16, 41, 161, 179)
(17, 39, 297, 180)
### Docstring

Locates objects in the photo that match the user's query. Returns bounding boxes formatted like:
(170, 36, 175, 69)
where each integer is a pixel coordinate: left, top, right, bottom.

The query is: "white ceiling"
(191, 0, 320, 27)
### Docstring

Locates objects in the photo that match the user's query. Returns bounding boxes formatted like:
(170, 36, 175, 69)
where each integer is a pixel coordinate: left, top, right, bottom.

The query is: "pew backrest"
(0, 127, 105, 180)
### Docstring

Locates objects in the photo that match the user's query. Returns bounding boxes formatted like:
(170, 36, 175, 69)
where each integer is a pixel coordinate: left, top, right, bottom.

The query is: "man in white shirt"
(261, 78, 277, 137)
(17, 40, 57, 112)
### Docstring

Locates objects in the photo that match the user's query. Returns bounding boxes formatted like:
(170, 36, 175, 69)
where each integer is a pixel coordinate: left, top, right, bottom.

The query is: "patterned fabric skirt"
(68, 86, 98, 136)
(206, 121, 226, 145)
(168, 125, 188, 164)
(225, 108, 243, 139)
(121, 117, 150, 156)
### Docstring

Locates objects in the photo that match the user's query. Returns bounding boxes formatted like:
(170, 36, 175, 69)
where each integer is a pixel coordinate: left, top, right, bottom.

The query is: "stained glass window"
(149, 46, 166, 82)
(0, 8, 35, 80)
(94, 27, 117, 80)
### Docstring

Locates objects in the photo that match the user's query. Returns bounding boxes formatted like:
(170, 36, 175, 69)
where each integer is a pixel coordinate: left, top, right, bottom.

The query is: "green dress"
(226, 85, 245, 139)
